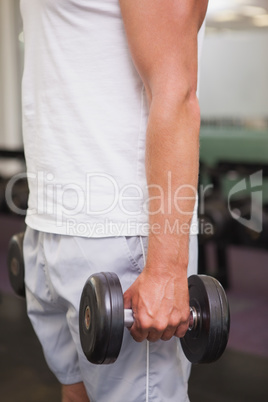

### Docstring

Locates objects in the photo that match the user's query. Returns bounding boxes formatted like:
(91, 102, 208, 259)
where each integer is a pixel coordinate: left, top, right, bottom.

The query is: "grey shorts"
(24, 227, 198, 402)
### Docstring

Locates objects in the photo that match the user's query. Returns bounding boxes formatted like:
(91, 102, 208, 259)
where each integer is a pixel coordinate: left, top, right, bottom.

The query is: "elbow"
(150, 82, 201, 127)
(183, 87, 201, 124)
(158, 81, 199, 110)
(178, 84, 200, 116)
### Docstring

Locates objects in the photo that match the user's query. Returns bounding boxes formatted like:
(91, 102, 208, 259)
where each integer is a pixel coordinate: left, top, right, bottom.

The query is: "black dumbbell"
(79, 272, 230, 365)
(7, 232, 25, 297)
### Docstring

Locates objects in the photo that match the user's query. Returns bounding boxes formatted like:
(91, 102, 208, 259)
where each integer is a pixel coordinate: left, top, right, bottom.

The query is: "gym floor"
(0, 213, 268, 402)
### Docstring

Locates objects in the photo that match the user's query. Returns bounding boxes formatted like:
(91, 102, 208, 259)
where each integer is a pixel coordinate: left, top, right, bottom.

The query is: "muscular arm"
(120, 0, 208, 342)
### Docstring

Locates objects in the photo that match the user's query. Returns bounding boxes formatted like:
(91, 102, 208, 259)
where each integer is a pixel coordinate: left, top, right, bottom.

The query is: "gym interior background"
(1, 0, 268, 401)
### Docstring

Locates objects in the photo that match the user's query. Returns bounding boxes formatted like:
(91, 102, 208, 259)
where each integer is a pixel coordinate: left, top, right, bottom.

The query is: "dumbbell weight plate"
(79, 272, 125, 364)
(180, 275, 230, 364)
(7, 232, 25, 297)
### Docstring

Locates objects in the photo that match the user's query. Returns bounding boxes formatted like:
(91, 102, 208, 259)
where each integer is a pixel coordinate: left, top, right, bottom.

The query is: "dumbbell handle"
(124, 306, 197, 331)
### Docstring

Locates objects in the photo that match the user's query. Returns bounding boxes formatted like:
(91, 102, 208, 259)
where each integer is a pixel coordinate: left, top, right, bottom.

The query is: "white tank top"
(20, 0, 204, 237)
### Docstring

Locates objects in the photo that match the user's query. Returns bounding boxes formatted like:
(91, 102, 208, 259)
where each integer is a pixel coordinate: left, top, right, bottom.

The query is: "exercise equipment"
(6, 177, 29, 215)
(0, 149, 27, 215)
(7, 231, 230, 364)
(199, 197, 232, 243)
(0, 179, 7, 212)
(231, 199, 268, 249)
(7, 232, 25, 297)
(79, 272, 230, 365)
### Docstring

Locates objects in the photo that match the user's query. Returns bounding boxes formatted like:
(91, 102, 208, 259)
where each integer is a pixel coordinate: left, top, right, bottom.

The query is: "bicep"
(119, 0, 208, 98)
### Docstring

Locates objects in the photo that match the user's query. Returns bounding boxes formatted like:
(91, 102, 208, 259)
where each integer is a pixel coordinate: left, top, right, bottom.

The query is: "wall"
(0, 0, 23, 149)
(199, 29, 268, 120)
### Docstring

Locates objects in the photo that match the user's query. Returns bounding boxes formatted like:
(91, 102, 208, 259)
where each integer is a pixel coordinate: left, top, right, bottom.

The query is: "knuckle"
(138, 315, 151, 331)
(178, 310, 190, 326)
(161, 331, 173, 341)
(132, 335, 144, 343)
(130, 328, 145, 343)
(175, 324, 188, 338)
(169, 316, 179, 328)
(182, 310, 190, 323)
(168, 308, 189, 328)
(147, 334, 159, 342)
(154, 320, 167, 333)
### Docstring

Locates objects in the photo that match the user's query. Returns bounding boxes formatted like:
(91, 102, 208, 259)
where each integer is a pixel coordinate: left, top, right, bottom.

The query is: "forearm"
(120, 0, 208, 342)
(145, 92, 200, 275)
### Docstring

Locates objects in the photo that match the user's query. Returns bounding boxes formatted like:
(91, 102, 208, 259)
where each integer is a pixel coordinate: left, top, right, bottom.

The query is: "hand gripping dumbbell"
(7, 232, 25, 297)
(79, 272, 230, 365)
(7, 232, 230, 364)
